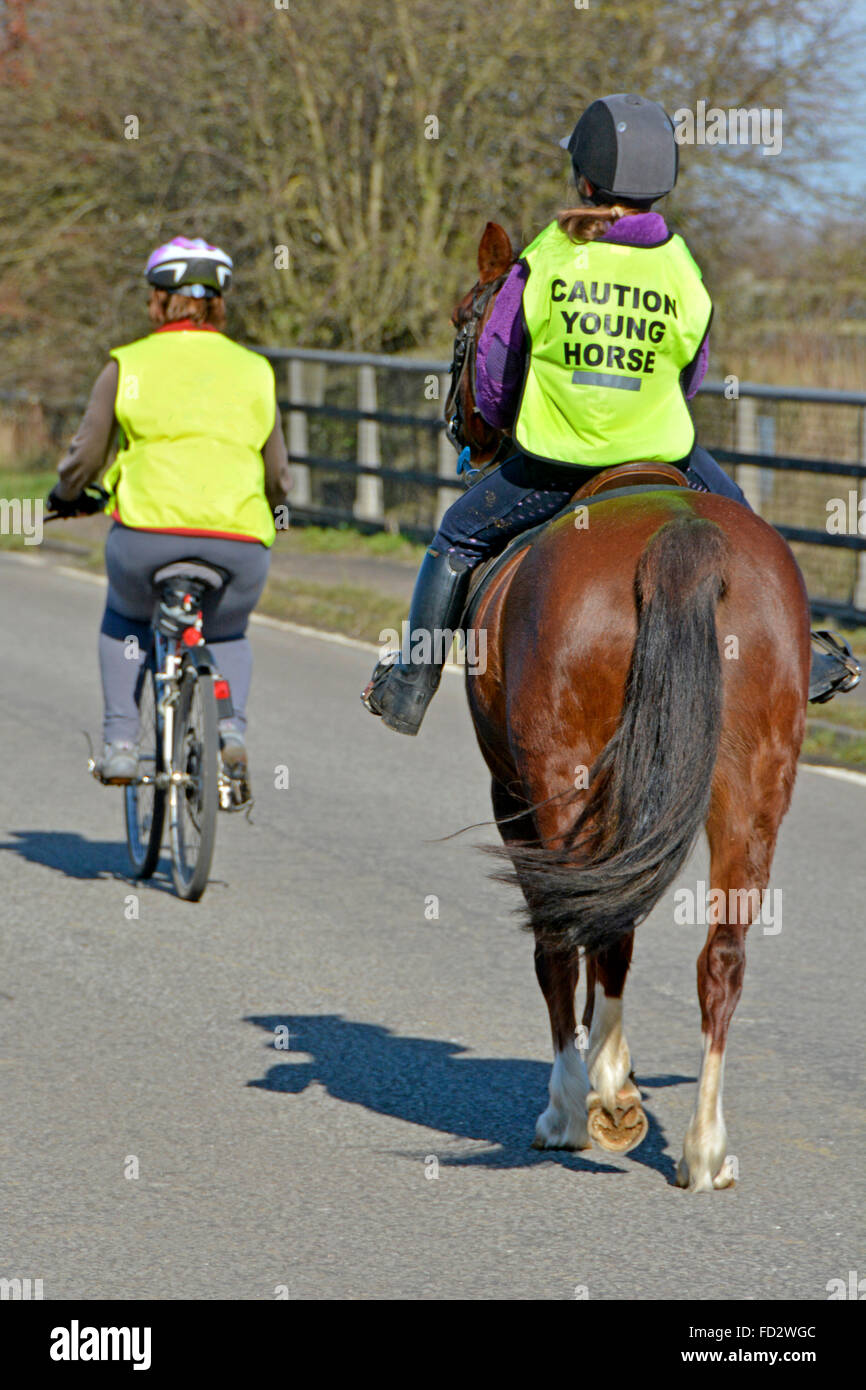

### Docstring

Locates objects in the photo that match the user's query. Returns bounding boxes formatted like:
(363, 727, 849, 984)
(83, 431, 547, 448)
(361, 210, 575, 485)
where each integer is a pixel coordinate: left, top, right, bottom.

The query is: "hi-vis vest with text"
(513, 221, 712, 468)
(104, 330, 277, 545)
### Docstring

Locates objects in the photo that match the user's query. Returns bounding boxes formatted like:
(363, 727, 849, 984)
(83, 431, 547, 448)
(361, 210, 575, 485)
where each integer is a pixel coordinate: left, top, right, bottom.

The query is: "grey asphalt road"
(1, 549, 864, 1302)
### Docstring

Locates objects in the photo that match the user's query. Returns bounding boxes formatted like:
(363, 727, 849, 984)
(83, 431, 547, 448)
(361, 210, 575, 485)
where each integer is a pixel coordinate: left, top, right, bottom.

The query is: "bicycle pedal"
(230, 781, 253, 810)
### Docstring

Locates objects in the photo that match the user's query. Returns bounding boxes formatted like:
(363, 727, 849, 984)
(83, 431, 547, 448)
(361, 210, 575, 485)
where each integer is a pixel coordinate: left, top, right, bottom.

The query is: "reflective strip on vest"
(513, 221, 712, 468)
(104, 331, 277, 545)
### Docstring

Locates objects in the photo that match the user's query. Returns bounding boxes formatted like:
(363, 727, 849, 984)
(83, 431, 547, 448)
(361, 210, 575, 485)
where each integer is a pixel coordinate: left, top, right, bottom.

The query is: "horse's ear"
(478, 222, 514, 283)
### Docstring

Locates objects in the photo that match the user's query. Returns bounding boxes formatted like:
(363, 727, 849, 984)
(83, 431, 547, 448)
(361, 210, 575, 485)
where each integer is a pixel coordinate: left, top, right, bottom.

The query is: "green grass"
(276, 523, 425, 562)
(801, 724, 866, 772)
(806, 701, 866, 731)
(0, 466, 56, 496)
(834, 624, 866, 660)
(260, 573, 406, 644)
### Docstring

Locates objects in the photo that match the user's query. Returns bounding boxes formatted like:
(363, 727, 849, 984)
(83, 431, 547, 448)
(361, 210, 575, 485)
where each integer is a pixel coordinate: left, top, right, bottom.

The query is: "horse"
(448, 222, 810, 1191)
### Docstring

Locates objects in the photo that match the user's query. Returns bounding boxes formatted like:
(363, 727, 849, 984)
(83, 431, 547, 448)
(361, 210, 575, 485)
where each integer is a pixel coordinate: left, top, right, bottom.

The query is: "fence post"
(286, 358, 312, 508)
(735, 395, 765, 513)
(435, 374, 455, 528)
(354, 363, 384, 523)
(854, 405, 866, 611)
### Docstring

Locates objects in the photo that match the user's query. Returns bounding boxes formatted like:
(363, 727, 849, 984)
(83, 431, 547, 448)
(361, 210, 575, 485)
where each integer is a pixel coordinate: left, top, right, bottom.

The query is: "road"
(1, 549, 864, 1301)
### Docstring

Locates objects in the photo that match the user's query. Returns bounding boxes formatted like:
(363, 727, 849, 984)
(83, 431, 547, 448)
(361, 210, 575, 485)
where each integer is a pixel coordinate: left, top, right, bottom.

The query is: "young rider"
(48, 237, 291, 785)
(364, 93, 857, 734)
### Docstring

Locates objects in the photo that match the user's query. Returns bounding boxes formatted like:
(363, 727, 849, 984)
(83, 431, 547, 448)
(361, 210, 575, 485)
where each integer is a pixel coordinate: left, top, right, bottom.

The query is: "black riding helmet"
(559, 94, 678, 205)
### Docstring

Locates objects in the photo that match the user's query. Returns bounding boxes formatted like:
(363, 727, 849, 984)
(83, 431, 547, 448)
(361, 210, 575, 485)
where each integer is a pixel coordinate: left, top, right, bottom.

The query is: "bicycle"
(45, 486, 250, 901)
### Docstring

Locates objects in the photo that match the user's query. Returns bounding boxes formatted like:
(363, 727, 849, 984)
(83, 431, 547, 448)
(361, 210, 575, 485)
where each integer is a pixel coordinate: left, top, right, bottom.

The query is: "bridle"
(444, 269, 512, 458)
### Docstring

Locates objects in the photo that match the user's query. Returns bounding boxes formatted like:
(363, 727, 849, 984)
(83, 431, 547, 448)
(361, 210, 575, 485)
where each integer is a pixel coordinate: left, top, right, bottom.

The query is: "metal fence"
(3, 350, 866, 624)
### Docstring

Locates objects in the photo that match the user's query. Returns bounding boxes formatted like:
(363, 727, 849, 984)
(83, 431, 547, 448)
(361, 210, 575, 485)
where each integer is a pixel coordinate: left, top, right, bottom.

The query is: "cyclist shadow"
(0, 829, 173, 892)
(246, 1012, 690, 1179)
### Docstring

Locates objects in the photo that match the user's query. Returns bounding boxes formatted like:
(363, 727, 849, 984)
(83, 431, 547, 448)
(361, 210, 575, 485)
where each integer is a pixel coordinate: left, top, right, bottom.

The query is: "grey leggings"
(99, 523, 271, 744)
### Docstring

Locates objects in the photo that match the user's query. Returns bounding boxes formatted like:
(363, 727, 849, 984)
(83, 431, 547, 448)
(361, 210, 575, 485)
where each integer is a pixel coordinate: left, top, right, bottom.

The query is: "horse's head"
(445, 221, 515, 467)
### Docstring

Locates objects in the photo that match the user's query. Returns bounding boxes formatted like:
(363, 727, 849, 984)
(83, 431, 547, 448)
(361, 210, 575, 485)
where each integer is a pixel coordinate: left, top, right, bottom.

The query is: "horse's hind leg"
(676, 912, 746, 1193)
(677, 761, 791, 1192)
(585, 934, 648, 1154)
(490, 777, 590, 1150)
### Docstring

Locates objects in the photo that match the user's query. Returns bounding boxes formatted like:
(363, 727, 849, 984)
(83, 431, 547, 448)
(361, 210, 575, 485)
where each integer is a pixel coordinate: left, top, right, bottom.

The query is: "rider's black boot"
(808, 630, 861, 704)
(362, 548, 471, 735)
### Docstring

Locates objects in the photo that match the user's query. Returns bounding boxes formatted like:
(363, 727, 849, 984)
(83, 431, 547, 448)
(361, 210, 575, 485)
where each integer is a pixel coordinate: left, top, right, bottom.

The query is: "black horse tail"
(500, 514, 730, 955)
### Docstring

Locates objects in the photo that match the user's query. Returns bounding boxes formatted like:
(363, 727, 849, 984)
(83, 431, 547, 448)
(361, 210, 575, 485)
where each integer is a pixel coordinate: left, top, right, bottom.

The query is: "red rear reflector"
(213, 679, 231, 700)
(182, 626, 201, 647)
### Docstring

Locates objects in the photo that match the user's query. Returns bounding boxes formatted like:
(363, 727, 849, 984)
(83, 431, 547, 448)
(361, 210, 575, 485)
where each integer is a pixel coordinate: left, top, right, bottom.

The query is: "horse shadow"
(246, 1012, 690, 1180)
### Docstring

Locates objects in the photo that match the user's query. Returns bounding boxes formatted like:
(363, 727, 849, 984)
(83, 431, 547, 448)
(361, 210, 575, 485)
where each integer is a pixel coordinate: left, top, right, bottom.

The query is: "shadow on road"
(246, 1013, 691, 1180)
(0, 828, 172, 892)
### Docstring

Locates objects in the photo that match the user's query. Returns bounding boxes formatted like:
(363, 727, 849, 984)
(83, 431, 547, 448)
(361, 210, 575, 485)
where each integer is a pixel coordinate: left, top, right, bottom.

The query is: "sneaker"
(94, 741, 139, 785)
(220, 729, 251, 805)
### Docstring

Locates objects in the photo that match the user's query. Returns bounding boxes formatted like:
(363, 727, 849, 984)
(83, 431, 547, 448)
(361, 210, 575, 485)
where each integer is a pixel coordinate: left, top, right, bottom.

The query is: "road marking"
(251, 611, 378, 653)
(252, 613, 465, 675)
(800, 763, 866, 790)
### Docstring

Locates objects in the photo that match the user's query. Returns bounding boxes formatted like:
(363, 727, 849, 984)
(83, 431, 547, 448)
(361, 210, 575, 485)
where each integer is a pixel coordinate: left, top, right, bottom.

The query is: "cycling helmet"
(559, 94, 678, 204)
(145, 236, 233, 298)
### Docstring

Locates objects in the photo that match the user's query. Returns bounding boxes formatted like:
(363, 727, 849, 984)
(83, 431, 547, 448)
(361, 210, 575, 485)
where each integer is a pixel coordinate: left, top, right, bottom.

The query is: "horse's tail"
(502, 514, 730, 955)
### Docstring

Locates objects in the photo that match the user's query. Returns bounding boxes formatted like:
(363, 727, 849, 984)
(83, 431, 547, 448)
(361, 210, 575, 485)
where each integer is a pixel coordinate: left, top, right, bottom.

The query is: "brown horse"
(452, 223, 810, 1191)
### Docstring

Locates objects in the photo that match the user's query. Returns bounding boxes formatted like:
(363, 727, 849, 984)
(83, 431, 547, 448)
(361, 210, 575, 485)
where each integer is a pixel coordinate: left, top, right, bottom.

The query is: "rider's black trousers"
(431, 444, 748, 567)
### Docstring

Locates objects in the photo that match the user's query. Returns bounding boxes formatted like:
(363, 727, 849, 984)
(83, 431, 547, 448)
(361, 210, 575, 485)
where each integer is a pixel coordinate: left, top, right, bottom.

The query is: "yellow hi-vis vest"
(513, 220, 712, 468)
(104, 329, 277, 545)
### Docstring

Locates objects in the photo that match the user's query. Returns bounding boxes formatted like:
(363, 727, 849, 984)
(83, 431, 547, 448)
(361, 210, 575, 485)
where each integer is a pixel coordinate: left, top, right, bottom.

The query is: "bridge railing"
(3, 352, 865, 624)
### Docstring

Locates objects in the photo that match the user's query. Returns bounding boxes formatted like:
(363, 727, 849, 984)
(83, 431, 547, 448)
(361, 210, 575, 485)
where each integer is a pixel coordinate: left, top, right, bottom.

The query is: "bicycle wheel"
(170, 664, 219, 902)
(124, 664, 166, 879)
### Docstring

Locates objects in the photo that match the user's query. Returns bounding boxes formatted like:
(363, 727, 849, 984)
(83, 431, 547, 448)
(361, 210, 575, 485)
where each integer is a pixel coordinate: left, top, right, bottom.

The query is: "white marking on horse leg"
(677, 1035, 733, 1192)
(586, 994, 632, 1115)
(534, 1039, 591, 1150)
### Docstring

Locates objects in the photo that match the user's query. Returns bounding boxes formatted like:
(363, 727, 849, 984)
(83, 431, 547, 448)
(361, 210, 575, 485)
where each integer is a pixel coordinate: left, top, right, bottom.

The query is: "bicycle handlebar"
(43, 484, 110, 523)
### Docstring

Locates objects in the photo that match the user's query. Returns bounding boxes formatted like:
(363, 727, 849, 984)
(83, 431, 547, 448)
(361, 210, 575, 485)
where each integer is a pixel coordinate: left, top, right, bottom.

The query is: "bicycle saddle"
(151, 560, 229, 591)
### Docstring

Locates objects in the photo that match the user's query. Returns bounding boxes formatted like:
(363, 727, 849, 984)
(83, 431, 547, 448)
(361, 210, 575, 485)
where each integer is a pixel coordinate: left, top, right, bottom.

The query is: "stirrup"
(361, 651, 400, 716)
(361, 652, 441, 735)
(809, 630, 861, 704)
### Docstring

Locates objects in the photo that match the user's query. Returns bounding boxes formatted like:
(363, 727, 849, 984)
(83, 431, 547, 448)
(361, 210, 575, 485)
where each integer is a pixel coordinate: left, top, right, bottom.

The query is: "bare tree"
(0, 0, 858, 397)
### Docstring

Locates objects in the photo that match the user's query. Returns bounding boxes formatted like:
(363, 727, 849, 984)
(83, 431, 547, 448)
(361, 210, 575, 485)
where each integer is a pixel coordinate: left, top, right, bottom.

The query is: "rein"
(445, 269, 512, 456)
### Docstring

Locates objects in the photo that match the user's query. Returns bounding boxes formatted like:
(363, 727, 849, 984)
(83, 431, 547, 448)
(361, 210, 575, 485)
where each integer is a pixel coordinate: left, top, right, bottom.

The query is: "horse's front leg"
(584, 934, 648, 1153)
(532, 940, 591, 1150)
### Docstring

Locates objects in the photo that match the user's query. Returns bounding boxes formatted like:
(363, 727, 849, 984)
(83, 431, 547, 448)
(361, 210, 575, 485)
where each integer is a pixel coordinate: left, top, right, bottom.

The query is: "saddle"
(463, 461, 689, 628)
(571, 460, 688, 500)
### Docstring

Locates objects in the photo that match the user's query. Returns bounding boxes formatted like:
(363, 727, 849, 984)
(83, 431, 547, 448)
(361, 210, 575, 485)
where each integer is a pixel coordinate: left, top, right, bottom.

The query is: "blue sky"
(818, 0, 866, 197)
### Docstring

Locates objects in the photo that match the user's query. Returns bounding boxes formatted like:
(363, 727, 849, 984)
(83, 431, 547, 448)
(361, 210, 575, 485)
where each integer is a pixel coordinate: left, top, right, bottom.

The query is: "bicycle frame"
(153, 630, 237, 813)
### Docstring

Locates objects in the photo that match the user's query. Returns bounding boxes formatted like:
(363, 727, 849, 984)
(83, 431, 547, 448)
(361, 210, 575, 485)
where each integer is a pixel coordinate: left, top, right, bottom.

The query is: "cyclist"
(48, 236, 291, 784)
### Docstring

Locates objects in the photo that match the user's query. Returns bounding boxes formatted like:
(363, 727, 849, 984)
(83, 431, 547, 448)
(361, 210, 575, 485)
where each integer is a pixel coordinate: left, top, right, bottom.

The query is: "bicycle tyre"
(124, 664, 166, 879)
(170, 665, 219, 902)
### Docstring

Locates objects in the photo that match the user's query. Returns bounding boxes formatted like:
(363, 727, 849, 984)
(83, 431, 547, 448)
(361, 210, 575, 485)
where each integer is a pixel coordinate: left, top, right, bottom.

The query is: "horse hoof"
(675, 1155, 737, 1191)
(586, 1083, 648, 1154)
(532, 1107, 591, 1151)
